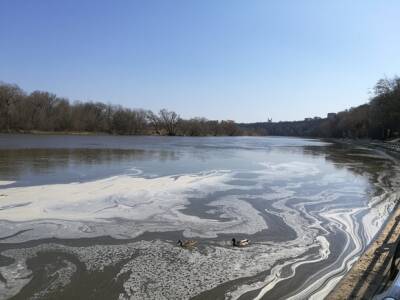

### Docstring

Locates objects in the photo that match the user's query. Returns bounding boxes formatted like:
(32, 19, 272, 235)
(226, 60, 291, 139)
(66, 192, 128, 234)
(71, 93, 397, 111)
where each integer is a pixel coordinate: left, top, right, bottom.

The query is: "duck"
(177, 239, 198, 248)
(232, 238, 250, 247)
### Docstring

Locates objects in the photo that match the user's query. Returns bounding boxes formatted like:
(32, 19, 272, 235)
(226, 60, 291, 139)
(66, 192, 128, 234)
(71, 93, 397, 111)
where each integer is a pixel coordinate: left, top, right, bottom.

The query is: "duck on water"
(232, 238, 250, 247)
(177, 240, 198, 248)
(176, 238, 250, 248)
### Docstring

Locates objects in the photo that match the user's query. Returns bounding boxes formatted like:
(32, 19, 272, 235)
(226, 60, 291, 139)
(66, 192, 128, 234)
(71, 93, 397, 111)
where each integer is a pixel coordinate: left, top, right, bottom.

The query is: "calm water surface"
(0, 135, 398, 299)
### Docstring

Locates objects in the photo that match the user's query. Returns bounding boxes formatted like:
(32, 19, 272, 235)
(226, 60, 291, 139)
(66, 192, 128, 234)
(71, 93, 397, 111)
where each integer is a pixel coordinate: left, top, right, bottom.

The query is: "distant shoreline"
(0, 131, 247, 137)
(0, 130, 109, 136)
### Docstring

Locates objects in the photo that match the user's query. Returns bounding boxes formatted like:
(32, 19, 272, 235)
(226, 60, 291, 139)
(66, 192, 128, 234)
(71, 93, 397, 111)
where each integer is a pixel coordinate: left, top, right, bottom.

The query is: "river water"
(0, 135, 399, 299)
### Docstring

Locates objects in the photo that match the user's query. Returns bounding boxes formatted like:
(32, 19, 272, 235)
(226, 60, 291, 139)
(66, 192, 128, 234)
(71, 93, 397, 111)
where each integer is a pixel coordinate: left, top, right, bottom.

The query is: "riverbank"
(0, 130, 108, 136)
(0, 130, 249, 137)
(327, 141, 400, 299)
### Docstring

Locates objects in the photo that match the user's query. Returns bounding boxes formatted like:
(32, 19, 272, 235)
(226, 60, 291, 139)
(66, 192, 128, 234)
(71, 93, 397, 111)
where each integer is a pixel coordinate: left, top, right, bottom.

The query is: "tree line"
(0, 82, 242, 136)
(1, 76, 399, 139)
(240, 76, 400, 140)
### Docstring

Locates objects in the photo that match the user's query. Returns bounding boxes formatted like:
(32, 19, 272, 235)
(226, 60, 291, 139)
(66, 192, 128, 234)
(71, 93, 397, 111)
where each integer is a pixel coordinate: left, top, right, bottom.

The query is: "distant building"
(327, 113, 337, 120)
(304, 117, 321, 121)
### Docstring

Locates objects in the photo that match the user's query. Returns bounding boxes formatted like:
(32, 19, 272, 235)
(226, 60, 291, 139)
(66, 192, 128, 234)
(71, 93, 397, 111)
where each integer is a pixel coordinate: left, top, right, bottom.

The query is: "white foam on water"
(223, 164, 397, 300)
(0, 259, 31, 299)
(126, 167, 143, 176)
(0, 159, 397, 299)
(258, 161, 321, 178)
(0, 169, 269, 241)
(0, 172, 226, 222)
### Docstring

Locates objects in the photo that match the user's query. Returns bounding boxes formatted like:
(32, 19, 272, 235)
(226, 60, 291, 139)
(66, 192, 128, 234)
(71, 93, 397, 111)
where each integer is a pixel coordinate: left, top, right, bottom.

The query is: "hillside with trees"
(1, 76, 399, 139)
(240, 76, 400, 140)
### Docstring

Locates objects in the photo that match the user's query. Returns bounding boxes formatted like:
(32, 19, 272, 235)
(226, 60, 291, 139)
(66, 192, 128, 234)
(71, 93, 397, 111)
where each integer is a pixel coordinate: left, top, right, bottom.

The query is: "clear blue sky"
(1, 1, 399, 122)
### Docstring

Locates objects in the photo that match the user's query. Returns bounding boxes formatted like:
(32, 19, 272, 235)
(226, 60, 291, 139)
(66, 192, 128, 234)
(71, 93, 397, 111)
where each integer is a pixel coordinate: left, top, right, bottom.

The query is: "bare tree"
(27, 91, 58, 130)
(146, 110, 162, 134)
(221, 120, 240, 136)
(131, 109, 148, 134)
(0, 83, 25, 132)
(159, 109, 180, 136)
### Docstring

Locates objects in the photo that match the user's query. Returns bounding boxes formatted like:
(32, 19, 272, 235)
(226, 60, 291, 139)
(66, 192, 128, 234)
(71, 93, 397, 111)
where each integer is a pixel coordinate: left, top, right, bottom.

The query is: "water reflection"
(0, 148, 179, 185)
(303, 143, 394, 178)
(0, 137, 394, 190)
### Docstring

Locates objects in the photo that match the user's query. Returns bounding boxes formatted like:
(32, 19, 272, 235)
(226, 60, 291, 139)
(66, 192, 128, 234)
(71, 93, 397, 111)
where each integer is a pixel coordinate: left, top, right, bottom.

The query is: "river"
(0, 135, 398, 299)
